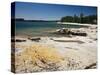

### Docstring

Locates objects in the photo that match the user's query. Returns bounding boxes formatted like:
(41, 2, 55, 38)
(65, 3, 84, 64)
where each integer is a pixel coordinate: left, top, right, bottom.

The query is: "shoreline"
(57, 22, 97, 27)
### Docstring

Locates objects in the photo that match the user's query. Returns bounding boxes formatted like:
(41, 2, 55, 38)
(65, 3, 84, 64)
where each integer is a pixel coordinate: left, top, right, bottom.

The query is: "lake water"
(15, 21, 86, 37)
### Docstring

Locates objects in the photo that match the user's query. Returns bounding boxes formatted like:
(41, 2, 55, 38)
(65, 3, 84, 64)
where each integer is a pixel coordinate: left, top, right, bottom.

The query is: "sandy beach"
(12, 25, 97, 73)
(57, 22, 97, 27)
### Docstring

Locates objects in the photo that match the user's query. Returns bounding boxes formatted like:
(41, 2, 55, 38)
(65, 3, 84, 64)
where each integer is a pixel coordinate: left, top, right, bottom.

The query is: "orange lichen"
(15, 44, 64, 72)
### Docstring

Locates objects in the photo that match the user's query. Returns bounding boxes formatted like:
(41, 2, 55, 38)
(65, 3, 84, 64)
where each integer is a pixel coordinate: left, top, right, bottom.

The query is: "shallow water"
(15, 21, 86, 37)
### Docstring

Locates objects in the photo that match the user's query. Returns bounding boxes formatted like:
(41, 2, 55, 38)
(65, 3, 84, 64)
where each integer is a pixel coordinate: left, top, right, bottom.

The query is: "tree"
(60, 14, 97, 24)
(73, 14, 80, 23)
(61, 16, 73, 22)
(80, 13, 84, 23)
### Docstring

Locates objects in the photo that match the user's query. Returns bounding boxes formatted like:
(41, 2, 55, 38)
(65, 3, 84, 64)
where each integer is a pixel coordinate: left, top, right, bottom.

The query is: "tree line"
(60, 13, 97, 24)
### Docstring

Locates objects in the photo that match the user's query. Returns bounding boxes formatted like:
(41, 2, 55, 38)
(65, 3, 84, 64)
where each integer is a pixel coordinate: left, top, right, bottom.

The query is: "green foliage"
(61, 16, 74, 22)
(60, 13, 97, 24)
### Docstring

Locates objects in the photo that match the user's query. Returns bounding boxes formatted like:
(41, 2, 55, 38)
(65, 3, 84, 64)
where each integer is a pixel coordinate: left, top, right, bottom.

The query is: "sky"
(12, 2, 97, 20)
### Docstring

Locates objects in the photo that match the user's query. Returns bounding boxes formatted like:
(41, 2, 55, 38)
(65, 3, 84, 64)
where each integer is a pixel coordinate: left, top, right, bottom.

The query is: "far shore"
(57, 22, 97, 27)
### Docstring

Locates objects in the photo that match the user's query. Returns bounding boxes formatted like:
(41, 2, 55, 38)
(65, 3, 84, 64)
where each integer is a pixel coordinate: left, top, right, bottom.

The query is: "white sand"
(57, 22, 97, 27)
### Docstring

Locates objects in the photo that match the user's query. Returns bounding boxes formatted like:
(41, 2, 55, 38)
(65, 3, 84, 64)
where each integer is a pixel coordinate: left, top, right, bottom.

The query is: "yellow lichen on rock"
(15, 44, 64, 73)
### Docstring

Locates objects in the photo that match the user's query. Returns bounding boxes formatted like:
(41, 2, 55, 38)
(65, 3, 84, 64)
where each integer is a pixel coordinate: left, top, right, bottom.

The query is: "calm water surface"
(16, 21, 86, 37)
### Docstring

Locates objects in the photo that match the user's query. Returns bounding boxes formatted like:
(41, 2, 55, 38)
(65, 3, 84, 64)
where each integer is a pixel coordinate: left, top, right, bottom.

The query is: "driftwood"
(11, 38, 26, 42)
(16, 39, 26, 42)
(71, 32, 87, 36)
(85, 63, 97, 69)
(28, 37, 41, 42)
(55, 28, 87, 36)
(52, 39, 84, 44)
